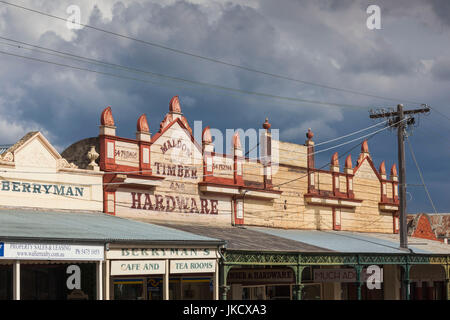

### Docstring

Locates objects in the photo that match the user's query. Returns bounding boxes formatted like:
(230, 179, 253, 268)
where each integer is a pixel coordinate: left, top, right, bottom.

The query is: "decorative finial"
(233, 132, 242, 149)
(361, 140, 369, 153)
(169, 95, 182, 113)
(137, 114, 149, 132)
(379, 161, 386, 175)
(391, 163, 398, 177)
(87, 146, 99, 171)
(100, 106, 115, 126)
(202, 126, 213, 144)
(263, 117, 271, 130)
(331, 152, 339, 166)
(306, 128, 314, 140)
(345, 154, 352, 169)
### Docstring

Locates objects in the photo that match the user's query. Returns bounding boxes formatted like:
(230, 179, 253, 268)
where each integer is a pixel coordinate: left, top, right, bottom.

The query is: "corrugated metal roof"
(145, 221, 332, 253)
(248, 227, 450, 255)
(0, 209, 223, 244)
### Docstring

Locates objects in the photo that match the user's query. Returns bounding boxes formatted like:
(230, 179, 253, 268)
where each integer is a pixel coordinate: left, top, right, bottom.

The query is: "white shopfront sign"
(110, 260, 165, 276)
(170, 259, 216, 274)
(106, 247, 219, 260)
(0, 242, 104, 261)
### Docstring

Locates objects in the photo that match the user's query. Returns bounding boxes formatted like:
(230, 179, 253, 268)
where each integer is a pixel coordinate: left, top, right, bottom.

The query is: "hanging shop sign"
(227, 268, 295, 285)
(170, 259, 216, 274)
(110, 260, 165, 276)
(106, 247, 219, 260)
(0, 242, 104, 261)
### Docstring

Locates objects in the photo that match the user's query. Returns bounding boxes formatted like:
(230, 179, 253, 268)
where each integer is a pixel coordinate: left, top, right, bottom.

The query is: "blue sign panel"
(0, 242, 4, 257)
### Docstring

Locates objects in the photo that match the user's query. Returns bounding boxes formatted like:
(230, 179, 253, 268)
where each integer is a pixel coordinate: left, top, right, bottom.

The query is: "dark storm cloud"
(431, 58, 450, 81)
(430, 0, 450, 27)
(0, 0, 449, 212)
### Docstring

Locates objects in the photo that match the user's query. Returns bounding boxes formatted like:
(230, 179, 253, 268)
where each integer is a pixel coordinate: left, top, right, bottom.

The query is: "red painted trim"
(379, 201, 399, 206)
(202, 176, 235, 185)
(203, 151, 214, 182)
(103, 189, 116, 215)
(304, 193, 363, 203)
(125, 174, 164, 181)
(234, 155, 244, 186)
(106, 135, 142, 144)
(393, 213, 399, 234)
(151, 117, 203, 154)
(392, 182, 399, 202)
(304, 201, 359, 209)
(346, 176, 354, 199)
(139, 143, 152, 176)
(99, 137, 116, 170)
(211, 152, 233, 159)
(353, 156, 383, 182)
(199, 181, 282, 194)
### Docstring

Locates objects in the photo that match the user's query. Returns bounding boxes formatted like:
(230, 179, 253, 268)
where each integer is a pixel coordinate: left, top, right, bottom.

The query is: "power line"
(314, 119, 389, 147)
(313, 118, 407, 156)
(272, 127, 385, 188)
(0, 117, 404, 176)
(427, 105, 450, 123)
(0, 0, 424, 105)
(406, 136, 438, 214)
(0, 48, 371, 110)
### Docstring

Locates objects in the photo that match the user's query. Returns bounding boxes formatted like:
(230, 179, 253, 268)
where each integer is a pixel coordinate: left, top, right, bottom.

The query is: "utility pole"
(369, 104, 430, 249)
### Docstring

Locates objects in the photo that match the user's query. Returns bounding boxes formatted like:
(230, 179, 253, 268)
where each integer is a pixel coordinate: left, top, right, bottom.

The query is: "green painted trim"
(223, 251, 450, 267)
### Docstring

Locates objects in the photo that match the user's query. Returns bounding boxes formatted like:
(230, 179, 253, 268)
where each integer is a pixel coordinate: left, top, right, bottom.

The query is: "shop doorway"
(242, 286, 266, 300)
(341, 282, 384, 300)
(0, 264, 12, 300)
(112, 275, 214, 300)
(20, 263, 96, 300)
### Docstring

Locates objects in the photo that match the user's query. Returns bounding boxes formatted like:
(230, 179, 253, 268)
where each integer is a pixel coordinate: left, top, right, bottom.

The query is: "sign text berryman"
(1, 180, 84, 197)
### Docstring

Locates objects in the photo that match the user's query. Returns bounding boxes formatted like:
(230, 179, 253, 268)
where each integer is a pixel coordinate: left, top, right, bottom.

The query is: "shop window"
(181, 277, 213, 300)
(301, 283, 321, 300)
(301, 267, 312, 281)
(266, 285, 291, 300)
(147, 277, 163, 300)
(242, 286, 265, 300)
(0, 265, 12, 300)
(113, 278, 145, 300)
(169, 277, 182, 300)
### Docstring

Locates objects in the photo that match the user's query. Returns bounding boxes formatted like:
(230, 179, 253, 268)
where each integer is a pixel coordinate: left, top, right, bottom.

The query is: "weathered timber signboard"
(109, 120, 233, 223)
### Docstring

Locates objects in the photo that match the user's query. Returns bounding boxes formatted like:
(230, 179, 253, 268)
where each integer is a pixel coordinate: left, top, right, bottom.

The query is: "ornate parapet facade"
(0, 132, 103, 212)
(63, 95, 402, 233)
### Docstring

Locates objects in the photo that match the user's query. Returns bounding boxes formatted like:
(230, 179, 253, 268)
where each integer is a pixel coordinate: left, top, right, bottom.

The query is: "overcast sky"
(0, 0, 449, 213)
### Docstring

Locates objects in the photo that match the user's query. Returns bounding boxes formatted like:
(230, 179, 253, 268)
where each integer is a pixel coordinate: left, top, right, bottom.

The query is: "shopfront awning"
(0, 208, 224, 246)
(247, 227, 450, 255)
(142, 220, 450, 255)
